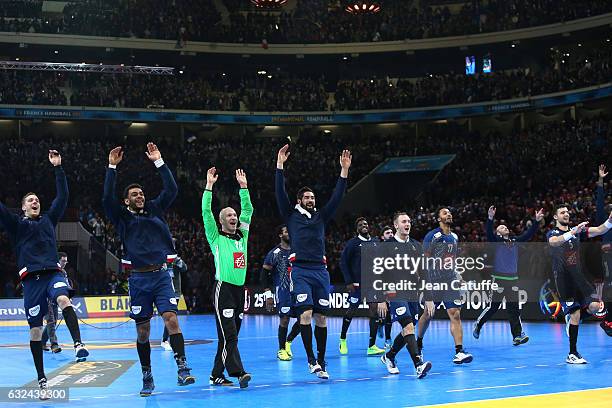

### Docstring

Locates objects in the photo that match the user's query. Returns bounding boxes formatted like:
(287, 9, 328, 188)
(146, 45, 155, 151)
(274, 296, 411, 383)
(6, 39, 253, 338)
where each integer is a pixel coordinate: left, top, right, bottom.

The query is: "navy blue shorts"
(128, 269, 178, 323)
(291, 264, 330, 314)
(389, 300, 419, 325)
(276, 285, 293, 317)
(23, 271, 70, 328)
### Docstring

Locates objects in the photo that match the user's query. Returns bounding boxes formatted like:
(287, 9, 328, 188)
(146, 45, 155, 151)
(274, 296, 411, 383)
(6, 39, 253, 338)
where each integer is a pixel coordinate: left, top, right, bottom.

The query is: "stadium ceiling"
(0, 61, 174, 75)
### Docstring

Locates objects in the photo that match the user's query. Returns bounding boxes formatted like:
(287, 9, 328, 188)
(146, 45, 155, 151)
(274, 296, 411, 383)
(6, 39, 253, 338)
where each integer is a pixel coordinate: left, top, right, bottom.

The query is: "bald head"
(219, 207, 238, 233)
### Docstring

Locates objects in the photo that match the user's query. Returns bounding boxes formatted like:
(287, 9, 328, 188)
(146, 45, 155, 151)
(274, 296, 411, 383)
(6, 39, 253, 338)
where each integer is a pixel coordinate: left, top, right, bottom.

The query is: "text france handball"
(372, 279, 499, 292)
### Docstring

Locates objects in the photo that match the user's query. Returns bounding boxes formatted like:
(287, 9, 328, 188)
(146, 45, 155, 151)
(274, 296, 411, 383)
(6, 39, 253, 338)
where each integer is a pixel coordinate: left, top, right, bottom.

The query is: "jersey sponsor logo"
(296, 294, 308, 303)
(131, 306, 142, 315)
(223, 309, 234, 318)
(169, 298, 177, 305)
(434, 232, 442, 239)
(28, 305, 40, 317)
(318, 299, 330, 307)
(234, 252, 246, 269)
(280, 307, 291, 314)
(53, 281, 68, 289)
(395, 306, 406, 316)
(235, 241, 244, 251)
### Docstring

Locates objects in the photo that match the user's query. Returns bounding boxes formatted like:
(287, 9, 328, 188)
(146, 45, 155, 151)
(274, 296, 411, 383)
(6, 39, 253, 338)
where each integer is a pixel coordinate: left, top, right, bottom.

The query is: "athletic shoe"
(238, 373, 251, 389)
(284, 341, 293, 357)
(160, 340, 172, 351)
(140, 370, 155, 397)
(339, 338, 348, 355)
(472, 325, 481, 339)
(600, 320, 612, 337)
(367, 345, 386, 356)
(512, 333, 529, 346)
(384, 339, 392, 350)
(51, 343, 62, 353)
(316, 361, 329, 379)
(416, 361, 432, 379)
(566, 352, 587, 364)
(277, 349, 292, 361)
(453, 350, 473, 364)
(209, 375, 233, 386)
(177, 361, 195, 386)
(381, 353, 400, 374)
(38, 378, 50, 401)
(308, 361, 322, 374)
(74, 342, 89, 362)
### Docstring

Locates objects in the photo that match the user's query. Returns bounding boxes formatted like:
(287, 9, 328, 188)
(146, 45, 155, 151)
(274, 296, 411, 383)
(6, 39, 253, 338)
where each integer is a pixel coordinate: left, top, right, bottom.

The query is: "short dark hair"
(437, 206, 450, 218)
(123, 183, 144, 199)
(355, 217, 367, 231)
(277, 224, 287, 235)
(297, 186, 313, 201)
(554, 204, 569, 215)
(58, 252, 68, 258)
(21, 192, 37, 205)
(393, 212, 408, 224)
(381, 225, 393, 234)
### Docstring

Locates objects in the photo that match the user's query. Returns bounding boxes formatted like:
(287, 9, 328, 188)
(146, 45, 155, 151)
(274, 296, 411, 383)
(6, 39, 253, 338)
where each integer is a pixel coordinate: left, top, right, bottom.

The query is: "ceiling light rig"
(250, 0, 287, 9)
(345, 1, 382, 15)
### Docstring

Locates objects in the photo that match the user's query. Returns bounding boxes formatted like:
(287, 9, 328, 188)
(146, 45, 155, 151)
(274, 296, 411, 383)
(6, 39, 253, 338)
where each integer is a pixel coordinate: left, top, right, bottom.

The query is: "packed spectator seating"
(0, 118, 609, 313)
(1, 47, 610, 111)
(1, 0, 611, 44)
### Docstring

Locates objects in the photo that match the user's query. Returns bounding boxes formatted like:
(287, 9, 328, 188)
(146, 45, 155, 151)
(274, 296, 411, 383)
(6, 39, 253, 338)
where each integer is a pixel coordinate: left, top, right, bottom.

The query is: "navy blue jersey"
(422, 227, 458, 281)
(263, 245, 291, 291)
(486, 218, 539, 279)
(596, 184, 611, 246)
(546, 227, 589, 269)
(275, 169, 346, 266)
(0, 166, 67, 280)
(340, 235, 375, 285)
(103, 163, 178, 269)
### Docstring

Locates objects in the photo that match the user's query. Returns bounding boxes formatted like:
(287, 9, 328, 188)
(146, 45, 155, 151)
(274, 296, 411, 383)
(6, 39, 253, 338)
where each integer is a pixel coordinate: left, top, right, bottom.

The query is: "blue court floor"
(0, 315, 610, 407)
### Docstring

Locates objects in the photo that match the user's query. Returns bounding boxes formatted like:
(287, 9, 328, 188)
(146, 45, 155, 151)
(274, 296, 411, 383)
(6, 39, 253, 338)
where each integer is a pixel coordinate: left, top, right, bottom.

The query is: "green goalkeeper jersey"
(201, 188, 253, 286)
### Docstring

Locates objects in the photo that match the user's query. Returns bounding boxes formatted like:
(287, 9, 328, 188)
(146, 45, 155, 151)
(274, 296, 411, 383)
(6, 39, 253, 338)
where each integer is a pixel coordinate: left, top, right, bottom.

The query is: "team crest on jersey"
(395, 306, 406, 316)
(28, 305, 40, 317)
(233, 252, 246, 269)
(131, 306, 142, 315)
(296, 294, 307, 303)
(169, 298, 177, 305)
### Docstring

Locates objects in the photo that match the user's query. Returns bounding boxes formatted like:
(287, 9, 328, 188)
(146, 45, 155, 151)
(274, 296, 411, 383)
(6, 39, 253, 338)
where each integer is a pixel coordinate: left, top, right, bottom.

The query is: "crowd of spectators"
(1, 46, 610, 111)
(0, 117, 609, 314)
(1, 0, 611, 44)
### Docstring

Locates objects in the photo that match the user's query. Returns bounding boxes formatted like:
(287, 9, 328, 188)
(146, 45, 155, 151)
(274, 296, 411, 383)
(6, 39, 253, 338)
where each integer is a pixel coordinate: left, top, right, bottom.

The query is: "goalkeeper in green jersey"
(202, 166, 253, 389)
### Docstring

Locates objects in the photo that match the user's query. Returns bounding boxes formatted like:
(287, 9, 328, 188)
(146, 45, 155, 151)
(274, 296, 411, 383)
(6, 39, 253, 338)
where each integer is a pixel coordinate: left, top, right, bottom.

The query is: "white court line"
(515, 365, 527, 368)
(447, 383, 532, 393)
(254, 385, 270, 388)
(494, 368, 507, 370)
(471, 369, 485, 372)
(535, 364, 549, 367)
(175, 390, 190, 393)
(355, 378, 370, 381)
(281, 383, 295, 386)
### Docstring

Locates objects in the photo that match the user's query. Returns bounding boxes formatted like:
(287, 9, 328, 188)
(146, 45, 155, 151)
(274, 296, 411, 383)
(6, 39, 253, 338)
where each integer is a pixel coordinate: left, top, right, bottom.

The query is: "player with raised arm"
(0, 150, 88, 400)
(275, 144, 351, 380)
(595, 165, 612, 336)
(203, 167, 253, 388)
(547, 203, 612, 363)
(103, 143, 194, 396)
(474, 206, 544, 345)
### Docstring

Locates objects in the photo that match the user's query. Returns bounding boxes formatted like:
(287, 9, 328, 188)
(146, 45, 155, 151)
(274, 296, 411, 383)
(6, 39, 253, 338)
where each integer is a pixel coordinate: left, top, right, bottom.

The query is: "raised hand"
(535, 208, 544, 222)
(235, 169, 248, 188)
(48, 150, 61, 166)
(599, 164, 608, 179)
(206, 167, 218, 189)
(108, 146, 123, 166)
(574, 221, 589, 235)
(277, 144, 290, 169)
(488, 205, 496, 220)
(340, 149, 352, 170)
(145, 142, 161, 162)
